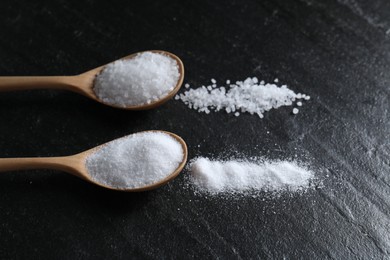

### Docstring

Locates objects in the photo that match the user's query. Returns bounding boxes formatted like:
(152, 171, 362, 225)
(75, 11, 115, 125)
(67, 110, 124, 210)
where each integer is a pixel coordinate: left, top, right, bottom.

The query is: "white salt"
(93, 52, 180, 107)
(189, 157, 314, 194)
(86, 132, 184, 189)
(297, 101, 302, 106)
(293, 108, 299, 114)
(176, 77, 309, 118)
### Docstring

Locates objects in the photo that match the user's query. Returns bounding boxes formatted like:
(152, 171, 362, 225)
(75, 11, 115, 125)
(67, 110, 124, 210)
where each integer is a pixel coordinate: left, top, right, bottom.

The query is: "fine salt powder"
(94, 52, 180, 107)
(175, 77, 310, 118)
(86, 132, 184, 189)
(188, 157, 314, 194)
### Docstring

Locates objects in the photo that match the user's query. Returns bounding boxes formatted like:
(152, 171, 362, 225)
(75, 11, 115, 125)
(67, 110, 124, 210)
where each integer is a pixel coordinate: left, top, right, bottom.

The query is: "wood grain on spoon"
(0, 50, 184, 110)
(0, 131, 188, 192)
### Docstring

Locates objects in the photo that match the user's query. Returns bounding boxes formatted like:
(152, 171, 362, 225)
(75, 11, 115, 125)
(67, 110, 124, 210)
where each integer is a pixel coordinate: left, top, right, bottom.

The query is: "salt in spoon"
(0, 131, 188, 191)
(0, 50, 184, 110)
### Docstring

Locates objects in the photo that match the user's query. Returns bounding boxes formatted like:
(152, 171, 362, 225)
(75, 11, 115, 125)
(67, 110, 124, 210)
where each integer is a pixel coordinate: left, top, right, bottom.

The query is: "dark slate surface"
(0, 0, 389, 259)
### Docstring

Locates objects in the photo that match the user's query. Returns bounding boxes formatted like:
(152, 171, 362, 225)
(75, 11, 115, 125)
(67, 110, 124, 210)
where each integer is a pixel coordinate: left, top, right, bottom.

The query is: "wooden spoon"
(0, 50, 184, 110)
(0, 131, 188, 192)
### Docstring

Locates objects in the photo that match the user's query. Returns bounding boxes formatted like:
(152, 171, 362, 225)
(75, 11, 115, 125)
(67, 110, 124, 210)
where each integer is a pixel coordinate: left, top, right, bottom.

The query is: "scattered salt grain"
(188, 157, 314, 194)
(274, 78, 279, 83)
(185, 83, 190, 88)
(297, 101, 302, 106)
(211, 78, 217, 84)
(226, 80, 231, 84)
(86, 132, 184, 189)
(292, 108, 299, 114)
(93, 52, 180, 107)
(176, 77, 309, 118)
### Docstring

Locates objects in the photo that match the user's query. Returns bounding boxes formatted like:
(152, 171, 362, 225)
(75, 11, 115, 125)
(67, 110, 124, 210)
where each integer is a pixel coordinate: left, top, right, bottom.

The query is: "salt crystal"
(93, 52, 180, 107)
(274, 78, 279, 83)
(185, 83, 190, 88)
(86, 132, 184, 189)
(211, 78, 216, 84)
(293, 108, 299, 114)
(244, 78, 252, 84)
(297, 101, 302, 106)
(226, 80, 231, 84)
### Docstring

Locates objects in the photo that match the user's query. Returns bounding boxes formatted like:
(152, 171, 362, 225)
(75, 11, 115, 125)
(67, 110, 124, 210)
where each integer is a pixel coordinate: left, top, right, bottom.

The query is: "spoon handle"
(0, 76, 79, 91)
(0, 156, 82, 177)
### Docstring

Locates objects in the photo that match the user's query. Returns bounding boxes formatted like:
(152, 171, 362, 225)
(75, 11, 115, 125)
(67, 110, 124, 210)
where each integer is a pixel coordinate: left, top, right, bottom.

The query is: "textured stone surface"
(0, 0, 389, 258)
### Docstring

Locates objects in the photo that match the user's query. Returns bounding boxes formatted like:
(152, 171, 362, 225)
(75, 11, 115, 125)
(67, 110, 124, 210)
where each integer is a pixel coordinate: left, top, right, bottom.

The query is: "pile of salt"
(86, 132, 184, 189)
(94, 52, 180, 107)
(176, 77, 310, 118)
(188, 157, 314, 194)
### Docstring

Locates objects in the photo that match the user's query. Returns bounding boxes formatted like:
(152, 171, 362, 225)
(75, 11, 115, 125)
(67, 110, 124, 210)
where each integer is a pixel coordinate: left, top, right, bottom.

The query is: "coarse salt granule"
(176, 77, 309, 118)
(188, 157, 314, 194)
(86, 132, 184, 189)
(292, 108, 299, 114)
(93, 52, 180, 107)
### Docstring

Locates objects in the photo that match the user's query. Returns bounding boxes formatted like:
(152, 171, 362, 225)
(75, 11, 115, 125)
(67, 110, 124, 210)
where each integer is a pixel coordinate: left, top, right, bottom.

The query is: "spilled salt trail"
(175, 77, 310, 118)
(188, 157, 314, 194)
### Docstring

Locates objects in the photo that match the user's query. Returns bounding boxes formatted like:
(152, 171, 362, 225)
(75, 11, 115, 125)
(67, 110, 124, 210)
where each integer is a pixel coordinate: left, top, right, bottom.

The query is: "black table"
(0, 0, 389, 259)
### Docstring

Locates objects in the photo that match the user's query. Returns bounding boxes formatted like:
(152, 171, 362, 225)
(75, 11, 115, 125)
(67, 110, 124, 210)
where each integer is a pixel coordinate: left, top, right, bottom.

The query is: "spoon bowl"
(0, 50, 184, 110)
(0, 131, 188, 192)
